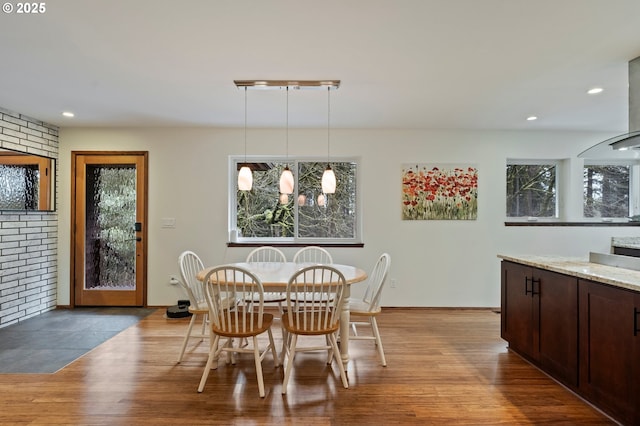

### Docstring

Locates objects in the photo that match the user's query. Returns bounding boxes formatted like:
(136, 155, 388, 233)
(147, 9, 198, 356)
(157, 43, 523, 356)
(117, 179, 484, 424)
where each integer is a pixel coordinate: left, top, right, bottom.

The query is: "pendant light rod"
(244, 86, 247, 162)
(286, 86, 289, 162)
(327, 86, 331, 164)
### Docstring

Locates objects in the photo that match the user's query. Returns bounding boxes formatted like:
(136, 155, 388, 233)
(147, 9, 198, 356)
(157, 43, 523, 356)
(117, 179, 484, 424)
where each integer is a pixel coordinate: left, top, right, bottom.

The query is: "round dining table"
(197, 261, 367, 370)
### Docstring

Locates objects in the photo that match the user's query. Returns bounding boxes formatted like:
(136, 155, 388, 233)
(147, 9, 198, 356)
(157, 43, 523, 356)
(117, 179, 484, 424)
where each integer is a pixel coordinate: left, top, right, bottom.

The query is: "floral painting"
(402, 164, 478, 220)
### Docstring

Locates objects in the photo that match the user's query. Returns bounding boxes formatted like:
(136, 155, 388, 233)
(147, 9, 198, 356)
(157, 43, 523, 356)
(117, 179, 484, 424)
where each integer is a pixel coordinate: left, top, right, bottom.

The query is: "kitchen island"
(498, 254, 640, 426)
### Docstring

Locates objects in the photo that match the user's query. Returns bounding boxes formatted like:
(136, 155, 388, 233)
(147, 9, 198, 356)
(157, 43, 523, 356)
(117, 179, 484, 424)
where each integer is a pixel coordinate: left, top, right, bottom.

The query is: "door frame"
(70, 151, 149, 307)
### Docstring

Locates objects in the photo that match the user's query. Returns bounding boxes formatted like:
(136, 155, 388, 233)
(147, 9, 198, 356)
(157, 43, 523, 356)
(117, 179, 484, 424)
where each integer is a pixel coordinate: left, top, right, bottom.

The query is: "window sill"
(505, 221, 640, 227)
(227, 242, 365, 248)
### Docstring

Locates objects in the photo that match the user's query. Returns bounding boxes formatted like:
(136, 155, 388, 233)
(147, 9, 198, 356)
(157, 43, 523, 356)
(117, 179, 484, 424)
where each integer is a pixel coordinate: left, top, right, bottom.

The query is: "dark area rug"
(0, 307, 156, 374)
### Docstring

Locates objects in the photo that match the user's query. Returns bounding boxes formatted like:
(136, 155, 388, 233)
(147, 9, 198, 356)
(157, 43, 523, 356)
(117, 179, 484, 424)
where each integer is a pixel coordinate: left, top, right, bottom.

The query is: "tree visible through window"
(233, 159, 358, 242)
(583, 164, 630, 218)
(506, 163, 557, 217)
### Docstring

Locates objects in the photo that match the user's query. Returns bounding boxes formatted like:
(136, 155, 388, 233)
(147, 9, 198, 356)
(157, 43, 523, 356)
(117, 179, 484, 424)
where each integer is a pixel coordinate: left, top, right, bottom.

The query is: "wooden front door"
(71, 152, 148, 306)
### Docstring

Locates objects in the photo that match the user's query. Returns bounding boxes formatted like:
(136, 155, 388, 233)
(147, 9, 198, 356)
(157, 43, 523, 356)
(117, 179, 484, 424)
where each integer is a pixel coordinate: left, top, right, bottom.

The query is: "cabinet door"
(579, 280, 639, 425)
(501, 261, 535, 359)
(537, 269, 578, 388)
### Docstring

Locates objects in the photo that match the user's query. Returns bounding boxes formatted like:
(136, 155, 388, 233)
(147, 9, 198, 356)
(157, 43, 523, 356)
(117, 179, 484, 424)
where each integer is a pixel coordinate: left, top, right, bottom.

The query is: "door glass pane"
(85, 165, 137, 290)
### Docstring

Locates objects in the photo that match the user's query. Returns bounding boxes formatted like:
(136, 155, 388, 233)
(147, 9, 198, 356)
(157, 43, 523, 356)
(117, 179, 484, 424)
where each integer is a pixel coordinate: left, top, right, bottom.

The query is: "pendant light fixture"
(238, 86, 252, 191)
(233, 79, 340, 194)
(321, 86, 336, 194)
(279, 86, 294, 196)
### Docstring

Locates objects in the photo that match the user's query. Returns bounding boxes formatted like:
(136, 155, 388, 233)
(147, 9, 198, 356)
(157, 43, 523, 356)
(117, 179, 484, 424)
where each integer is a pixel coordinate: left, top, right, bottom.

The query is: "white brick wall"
(0, 107, 58, 328)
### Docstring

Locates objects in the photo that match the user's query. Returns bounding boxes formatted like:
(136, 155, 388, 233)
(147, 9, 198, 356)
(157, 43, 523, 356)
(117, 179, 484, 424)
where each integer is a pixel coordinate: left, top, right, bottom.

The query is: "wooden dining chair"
(291, 247, 335, 305)
(280, 265, 349, 394)
(176, 250, 209, 363)
(245, 246, 287, 313)
(292, 246, 333, 264)
(197, 265, 279, 398)
(349, 253, 391, 366)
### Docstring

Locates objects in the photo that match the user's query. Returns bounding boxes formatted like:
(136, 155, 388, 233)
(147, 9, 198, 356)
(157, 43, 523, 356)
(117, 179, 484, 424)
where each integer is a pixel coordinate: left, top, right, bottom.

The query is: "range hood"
(579, 55, 640, 158)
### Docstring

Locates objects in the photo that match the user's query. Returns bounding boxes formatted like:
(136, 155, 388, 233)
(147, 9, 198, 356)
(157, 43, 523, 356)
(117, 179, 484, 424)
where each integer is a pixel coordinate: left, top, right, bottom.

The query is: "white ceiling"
(2, 0, 640, 133)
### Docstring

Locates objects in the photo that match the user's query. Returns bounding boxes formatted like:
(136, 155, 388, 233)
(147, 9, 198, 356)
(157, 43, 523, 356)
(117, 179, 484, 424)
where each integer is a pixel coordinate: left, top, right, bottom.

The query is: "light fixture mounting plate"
(234, 80, 340, 90)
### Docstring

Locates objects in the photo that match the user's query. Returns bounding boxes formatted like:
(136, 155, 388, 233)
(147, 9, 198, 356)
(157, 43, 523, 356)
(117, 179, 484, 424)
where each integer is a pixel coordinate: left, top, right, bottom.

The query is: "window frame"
(506, 159, 561, 221)
(228, 155, 362, 245)
(583, 159, 639, 220)
(0, 153, 53, 211)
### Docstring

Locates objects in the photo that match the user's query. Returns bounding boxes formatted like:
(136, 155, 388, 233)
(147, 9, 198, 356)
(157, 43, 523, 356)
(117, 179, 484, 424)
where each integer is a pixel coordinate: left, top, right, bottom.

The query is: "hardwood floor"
(0, 308, 616, 425)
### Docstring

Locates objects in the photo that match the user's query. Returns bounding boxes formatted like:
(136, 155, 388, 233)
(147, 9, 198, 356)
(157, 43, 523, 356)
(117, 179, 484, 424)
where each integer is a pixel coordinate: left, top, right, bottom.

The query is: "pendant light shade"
(238, 87, 252, 191)
(238, 165, 253, 191)
(279, 166, 294, 194)
(321, 166, 336, 194)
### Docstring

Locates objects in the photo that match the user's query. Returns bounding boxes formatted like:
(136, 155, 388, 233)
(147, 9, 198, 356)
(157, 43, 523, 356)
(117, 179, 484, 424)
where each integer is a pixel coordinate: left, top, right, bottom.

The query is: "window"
(506, 161, 557, 218)
(230, 157, 360, 244)
(583, 162, 631, 218)
(0, 152, 54, 211)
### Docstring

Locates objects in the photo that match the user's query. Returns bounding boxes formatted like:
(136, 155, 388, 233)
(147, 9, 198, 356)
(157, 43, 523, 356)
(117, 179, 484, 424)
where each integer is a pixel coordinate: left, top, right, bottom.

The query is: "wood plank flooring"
(0, 308, 616, 425)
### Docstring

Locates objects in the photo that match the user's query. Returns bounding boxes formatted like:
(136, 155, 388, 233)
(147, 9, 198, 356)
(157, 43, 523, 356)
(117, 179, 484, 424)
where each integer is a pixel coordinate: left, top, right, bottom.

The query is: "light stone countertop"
(611, 236, 640, 249)
(498, 254, 640, 293)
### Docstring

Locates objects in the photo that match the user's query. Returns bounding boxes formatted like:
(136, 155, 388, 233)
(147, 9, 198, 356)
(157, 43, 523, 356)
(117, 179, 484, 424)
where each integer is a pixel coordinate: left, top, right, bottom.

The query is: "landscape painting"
(402, 164, 478, 220)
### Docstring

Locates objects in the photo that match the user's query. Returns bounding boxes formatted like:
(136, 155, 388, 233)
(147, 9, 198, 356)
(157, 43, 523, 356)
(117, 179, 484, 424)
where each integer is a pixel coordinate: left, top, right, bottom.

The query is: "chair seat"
(281, 312, 340, 336)
(349, 300, 381, 316)
(212, 313, 274, 338)
(289, 292, 335, 303)
(190, 297, 236, 314)
(245, 292, 287, 303)
(188, 302, 209, 315)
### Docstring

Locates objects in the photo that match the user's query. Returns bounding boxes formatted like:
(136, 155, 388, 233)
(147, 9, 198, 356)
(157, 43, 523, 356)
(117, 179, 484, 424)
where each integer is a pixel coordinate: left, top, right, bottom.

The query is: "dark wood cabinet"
(537, 268, 578, 386)
(501, 258, 640, 425)
(501, 261, 578, 387)
(501, 261, 537, 358)
(578, 279, 640, 425)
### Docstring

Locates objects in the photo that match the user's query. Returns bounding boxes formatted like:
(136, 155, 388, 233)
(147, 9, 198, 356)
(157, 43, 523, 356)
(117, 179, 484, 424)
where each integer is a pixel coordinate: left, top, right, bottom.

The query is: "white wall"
(57, 127, 639, 308)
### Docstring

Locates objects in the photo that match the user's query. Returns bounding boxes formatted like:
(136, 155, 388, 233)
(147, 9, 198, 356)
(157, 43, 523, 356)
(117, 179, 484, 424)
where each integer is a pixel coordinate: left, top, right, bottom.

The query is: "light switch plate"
(161, 217, 176, 228)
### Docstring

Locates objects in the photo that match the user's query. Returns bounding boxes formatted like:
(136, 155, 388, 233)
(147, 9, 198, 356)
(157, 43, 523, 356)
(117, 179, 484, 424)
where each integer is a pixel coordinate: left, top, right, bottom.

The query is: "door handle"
(634, 308, 639, 336)
(524, 276, 539, 297)
(525, 277, 532, 295)
(530, 278, 540, 296)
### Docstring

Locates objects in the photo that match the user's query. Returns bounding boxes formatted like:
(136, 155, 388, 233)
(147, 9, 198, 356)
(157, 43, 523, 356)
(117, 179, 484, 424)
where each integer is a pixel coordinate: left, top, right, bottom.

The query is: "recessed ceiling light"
(526, 116, 538, 121)
(587, 87, 603, 95)
(62, 111, 75, 118)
